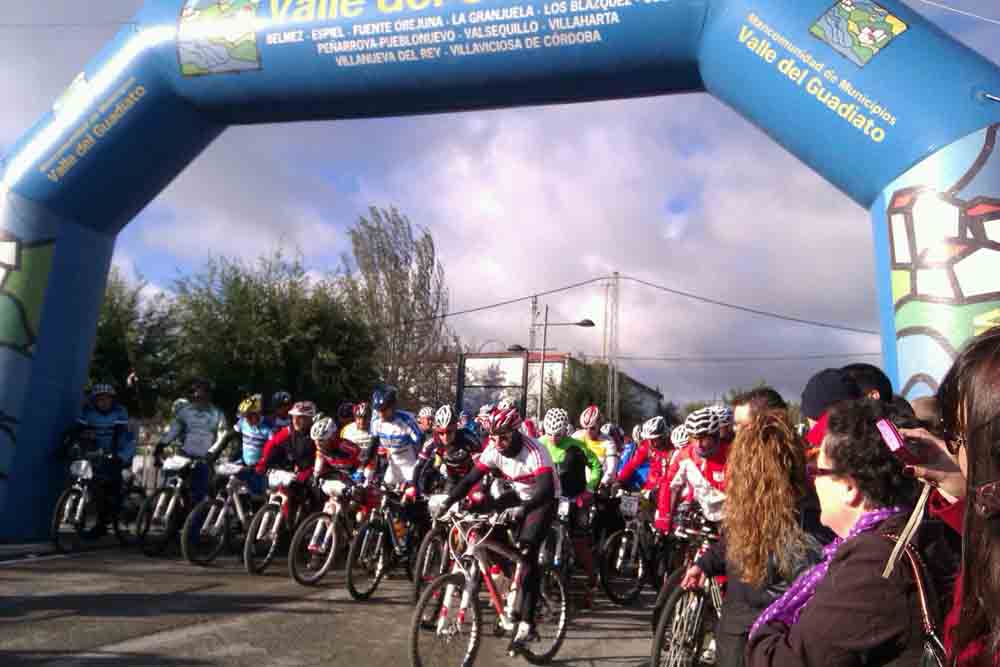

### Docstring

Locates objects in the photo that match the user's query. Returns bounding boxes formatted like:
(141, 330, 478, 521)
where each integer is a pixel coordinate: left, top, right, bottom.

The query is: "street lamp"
(530, 305, 595, 421)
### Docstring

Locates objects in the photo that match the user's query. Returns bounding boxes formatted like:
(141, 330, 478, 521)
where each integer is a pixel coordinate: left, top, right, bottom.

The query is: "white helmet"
(497, 396, 517, 411)
(632, 425, 642, 443)
(711, 404, 734, 428)
(434, 405, 457, 429)
(684, 407, 722, 437)
(671, 424, 689, 447)
(641, 416, 667, 440)
(418, 405, 435, 420)
(543, 408, 570, 437)
(310, 416, 337, 442)
(579, 405, 602, 429)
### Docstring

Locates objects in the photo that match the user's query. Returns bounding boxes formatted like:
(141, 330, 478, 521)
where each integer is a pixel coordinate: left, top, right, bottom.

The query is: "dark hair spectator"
(746, 398, 956, 667)
(841, 362, 894, 403)
(934, 325, 1000, 667)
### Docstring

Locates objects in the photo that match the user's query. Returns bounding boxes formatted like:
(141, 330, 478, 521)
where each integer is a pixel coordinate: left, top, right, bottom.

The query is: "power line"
(619, 275, 880, 336)
(611, 352, 882, 363)
(912, 0, 1000, 26)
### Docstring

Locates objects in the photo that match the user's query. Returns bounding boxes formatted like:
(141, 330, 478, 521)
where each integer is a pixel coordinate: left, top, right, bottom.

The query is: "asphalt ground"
(0, 544, 657, 667)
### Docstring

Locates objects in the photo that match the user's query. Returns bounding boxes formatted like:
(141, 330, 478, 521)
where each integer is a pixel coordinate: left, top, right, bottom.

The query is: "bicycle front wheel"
(412, 525, 451, 603)
(346, 520, 389, 600)
(181, 498, 228, 565)
(289, 512, 339, 586)
(519, 569, 569, 665)
(650, 582, 719, 667)
(599, 529, 645, 605)
(410, 572, 481, 667)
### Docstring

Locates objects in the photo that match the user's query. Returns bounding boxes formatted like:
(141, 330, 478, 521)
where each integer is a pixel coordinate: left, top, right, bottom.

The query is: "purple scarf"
(749, 506, 906, 639)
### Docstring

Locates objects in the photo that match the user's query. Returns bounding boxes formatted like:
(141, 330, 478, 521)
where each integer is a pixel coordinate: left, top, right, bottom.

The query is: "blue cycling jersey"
(77, 403, 135, 462)
(234, 417, 273, 466)
(617, 440, 650, 488)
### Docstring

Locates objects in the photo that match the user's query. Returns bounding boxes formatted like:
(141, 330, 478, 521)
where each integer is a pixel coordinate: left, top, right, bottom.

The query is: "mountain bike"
(345, 486, 427, 600)
(649, 507, 723, 667)
(137, 453, 201, 557)
(600, 490, 682, 605)
(180, 461, 259, 565)
(288, 477, 374, 586)
(51, 443, 145, 553)
(244, 468, 313, 575)
(410, 505, 568, 666)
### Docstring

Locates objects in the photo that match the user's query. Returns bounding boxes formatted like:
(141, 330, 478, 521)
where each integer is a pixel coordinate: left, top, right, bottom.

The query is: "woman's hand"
(680, 564, 705, 591)
(899, 427, 966, 500)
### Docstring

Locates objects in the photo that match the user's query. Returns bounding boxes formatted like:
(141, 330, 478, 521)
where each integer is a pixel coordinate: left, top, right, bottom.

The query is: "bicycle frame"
(202, 473, 251, 538)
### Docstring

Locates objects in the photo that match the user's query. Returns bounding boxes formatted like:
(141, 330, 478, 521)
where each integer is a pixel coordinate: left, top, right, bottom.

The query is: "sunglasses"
(806, 462, 837, 480)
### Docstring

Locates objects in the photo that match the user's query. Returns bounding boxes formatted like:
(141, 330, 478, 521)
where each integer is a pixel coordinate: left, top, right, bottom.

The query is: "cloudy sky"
(2, 1, 999, 404)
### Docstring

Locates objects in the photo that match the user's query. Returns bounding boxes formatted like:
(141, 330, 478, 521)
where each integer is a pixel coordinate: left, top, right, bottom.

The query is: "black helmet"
(337, 401, 355, 421)
(371, 385, 398, 409)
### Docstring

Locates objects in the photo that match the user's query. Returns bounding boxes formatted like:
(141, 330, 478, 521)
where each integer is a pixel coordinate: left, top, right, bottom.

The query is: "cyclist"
(617, 416, 676, 492)
(341, 401, 373, 480)
(335, 402, 355, 431)
(70, 383, 135, 533)
(271, 390, 293, 430)
(369, 385, 424, 490)
(312, 415, 362, 482)
(434, 406, 559, 651)
(539, 407, 600, 608)
(231, 394, 272, 495)
(571, 405, 618, 487)
(416, 406, 435, 435)
(664, 407, 730, 531)
(413, 405, 481, 495)
(155, 378, 229, 504)
(712, 404, 735, 444)
(255, 401, 318, 521)
(617, 424, 650, 489)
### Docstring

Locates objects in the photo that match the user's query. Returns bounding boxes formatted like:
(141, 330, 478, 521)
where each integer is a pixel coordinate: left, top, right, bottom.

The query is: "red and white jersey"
(668, 441, 730, 522)
(475, 435, 561, 501)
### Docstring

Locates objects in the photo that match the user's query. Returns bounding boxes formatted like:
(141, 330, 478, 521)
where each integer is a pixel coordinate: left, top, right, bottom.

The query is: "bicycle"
(180, 461, 259, 566)
(409, 505, 568, 666)
(288, 477, 374, 586)
(649, 507, 723, 667)
(539, 496, 577, 591)
(599, 490, 682, 606)
(345, 485, 426, 601)
(244, 468, 312, 575)
(136, 453, 202, 557)
(51, 443, 145, 553)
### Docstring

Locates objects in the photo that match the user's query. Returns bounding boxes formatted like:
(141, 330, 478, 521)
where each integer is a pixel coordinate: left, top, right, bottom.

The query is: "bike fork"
(74, 488, 89, 524)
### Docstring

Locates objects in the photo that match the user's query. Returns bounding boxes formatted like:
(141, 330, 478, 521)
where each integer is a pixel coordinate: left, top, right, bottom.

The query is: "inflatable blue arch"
(1, 0, 999, 538)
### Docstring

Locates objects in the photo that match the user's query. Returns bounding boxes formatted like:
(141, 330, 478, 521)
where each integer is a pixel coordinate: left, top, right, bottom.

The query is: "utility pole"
(606, 272, 620, 424)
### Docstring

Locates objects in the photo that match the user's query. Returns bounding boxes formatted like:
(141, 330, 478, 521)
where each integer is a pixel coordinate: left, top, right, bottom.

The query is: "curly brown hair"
(723, 411, 809, 587)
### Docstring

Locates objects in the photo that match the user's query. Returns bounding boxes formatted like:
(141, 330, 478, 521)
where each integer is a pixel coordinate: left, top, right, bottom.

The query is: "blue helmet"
(371, 385, 399, 409)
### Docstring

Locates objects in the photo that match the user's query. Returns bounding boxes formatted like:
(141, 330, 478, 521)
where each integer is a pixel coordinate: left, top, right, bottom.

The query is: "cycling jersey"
(618, 439, 676, 490)
(540, 434, 602, 493)
(77, 403, 134, 461)
(340, 422, 372, 453)
(255, 426, 316, 478)
(161, 402, 228, 458)
(571, 428, 619, 485)
(233, 417, 273, 466)
(475, 435, 561, 501)
(315, 438, 361, 480)
(370, 409, 424, 487)
(667, 441, 730, 522)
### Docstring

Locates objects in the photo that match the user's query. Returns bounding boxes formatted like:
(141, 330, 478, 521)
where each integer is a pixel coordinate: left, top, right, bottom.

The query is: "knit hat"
(801, 368, 862, 421)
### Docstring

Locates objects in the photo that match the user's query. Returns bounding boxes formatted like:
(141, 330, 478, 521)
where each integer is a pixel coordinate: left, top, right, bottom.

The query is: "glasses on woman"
(806, 463, 837, 480)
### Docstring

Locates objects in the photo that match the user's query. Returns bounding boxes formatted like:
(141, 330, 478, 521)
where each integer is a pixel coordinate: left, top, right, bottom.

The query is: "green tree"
(544, 360, 644, 431)
(340, 206, 459, 404)
(171, 249, 379, 415)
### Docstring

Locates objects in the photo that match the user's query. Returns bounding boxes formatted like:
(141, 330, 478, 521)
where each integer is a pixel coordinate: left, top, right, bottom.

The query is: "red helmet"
(353, 401, 370, 418)
(580, 404, 602, 429)
(486, 407, 523, 436)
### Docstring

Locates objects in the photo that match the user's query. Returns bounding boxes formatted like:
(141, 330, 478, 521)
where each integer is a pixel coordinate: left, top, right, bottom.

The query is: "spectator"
(679, 411, 825, 667)
(731, 386, 787, 433)
(911, 325, 1000, 666)
(841, 362, 894, 402)
(746, 399, 956, 667)
(800, 368, 863, 456)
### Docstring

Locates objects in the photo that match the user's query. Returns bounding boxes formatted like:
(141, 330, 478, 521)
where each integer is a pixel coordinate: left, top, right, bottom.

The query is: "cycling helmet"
(478, 403, 495, 417)
(497, 396, 517, 411)
(353, 401, 370, 418)
(632, 425, 642, 444)
(475, 403, 495, 428)
(543, 408, 570, 437)
(711, 404, 734, 428)
(486, 407, 523, 436)
(434, 405, 457, 430)
(601, 422, 625, 443)
(337, 401, 354, 421)
(171, 398, 190, 417)
(91, 383, 116, 398)
(310, 416, 337, 442)
(521, 418, 540, 439)
(641, 416, 667, 440)
(671, 424, 689, 448)
(457, 410, 471, 427)
(272, 390, 292, 406)
(579, 404, 602, 429)
(418, 406, 435, 420)
(289, 401, 317, 417)
(371, 385, 398, 409)
(684, 407, 722, 437)
(238, 394, 262, 415)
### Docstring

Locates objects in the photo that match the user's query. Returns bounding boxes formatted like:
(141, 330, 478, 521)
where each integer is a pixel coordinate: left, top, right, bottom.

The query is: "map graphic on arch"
(0, 232, 55, 356)
(810, 0, 908, 67)
(177, 0, 262, 77)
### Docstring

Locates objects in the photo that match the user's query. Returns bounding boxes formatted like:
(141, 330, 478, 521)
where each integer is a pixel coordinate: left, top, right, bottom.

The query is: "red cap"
(805, 412, 828, 458)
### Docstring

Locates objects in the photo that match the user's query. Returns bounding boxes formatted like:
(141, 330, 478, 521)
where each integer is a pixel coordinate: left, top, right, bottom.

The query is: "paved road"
(0, 546, 656, 666)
